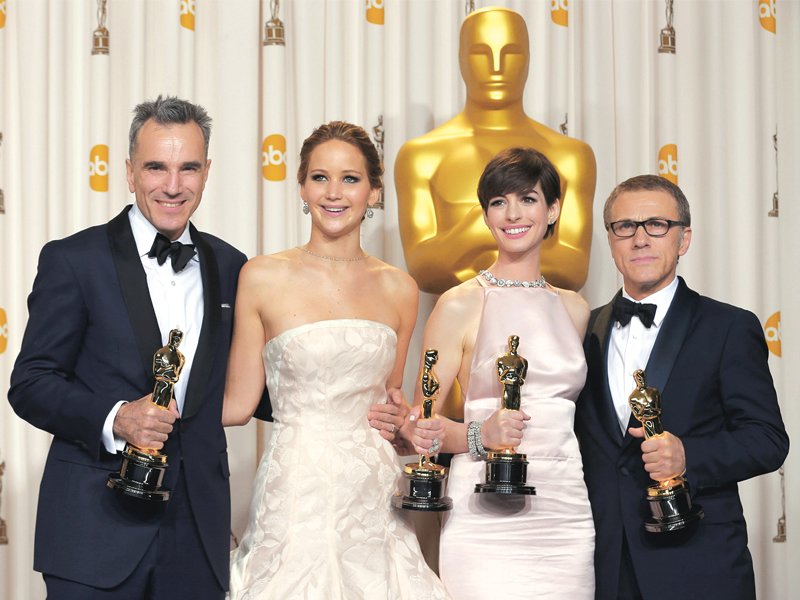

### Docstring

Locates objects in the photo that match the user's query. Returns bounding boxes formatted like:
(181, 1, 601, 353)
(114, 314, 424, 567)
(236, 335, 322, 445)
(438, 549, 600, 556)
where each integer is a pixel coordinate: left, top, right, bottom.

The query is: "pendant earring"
(366, 207, 374, 219)
(302, 202, 310, 215)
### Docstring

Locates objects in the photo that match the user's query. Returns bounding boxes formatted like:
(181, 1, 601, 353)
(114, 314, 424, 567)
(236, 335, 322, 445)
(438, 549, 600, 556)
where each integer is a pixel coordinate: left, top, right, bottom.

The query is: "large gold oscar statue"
(395, 7, 596, 294)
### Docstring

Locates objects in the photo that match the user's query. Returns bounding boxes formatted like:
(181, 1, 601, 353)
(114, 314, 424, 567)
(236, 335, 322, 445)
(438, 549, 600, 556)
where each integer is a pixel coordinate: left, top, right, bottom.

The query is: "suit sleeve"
(681, 310, 789, 488)
(8, 242, 115, 458)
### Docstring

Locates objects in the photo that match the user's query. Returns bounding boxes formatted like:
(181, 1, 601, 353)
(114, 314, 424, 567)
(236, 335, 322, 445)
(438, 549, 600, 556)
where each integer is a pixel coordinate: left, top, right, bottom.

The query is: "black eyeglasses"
(606, 219, 686, 238)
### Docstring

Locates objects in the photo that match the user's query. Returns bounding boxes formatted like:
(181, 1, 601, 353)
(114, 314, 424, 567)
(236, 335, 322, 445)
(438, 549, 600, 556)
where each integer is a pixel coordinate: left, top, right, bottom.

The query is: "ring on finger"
(430, 437, 441, 454)
(389, 423, 396, 433)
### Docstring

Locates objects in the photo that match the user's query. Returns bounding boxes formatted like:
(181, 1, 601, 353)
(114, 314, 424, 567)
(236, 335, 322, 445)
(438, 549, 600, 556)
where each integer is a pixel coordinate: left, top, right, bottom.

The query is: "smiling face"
(483, 183, 560, 257)
(126, 119, 210, 240)
(300, 139, 379, 239)
(606, 189, 691, 300)
(459, 8, 529, 108)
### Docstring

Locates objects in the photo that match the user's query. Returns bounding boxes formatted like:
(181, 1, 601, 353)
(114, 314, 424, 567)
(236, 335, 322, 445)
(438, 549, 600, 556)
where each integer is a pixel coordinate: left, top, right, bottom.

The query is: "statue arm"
(395, 144, 496, 293)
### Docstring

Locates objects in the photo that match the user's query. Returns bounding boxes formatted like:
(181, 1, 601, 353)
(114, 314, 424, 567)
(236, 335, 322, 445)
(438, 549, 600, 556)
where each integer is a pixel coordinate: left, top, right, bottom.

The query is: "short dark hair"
(477, 147, 561, 238)
(604, 174, 691, 227)
(297, 121, 383, 190)
(129, 95, 212, 159)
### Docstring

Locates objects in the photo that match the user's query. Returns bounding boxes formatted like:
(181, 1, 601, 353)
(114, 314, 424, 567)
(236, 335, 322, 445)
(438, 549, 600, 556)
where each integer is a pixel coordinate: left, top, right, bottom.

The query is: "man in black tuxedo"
(576, 175, 789, 600)
(9, 96, 267, 599)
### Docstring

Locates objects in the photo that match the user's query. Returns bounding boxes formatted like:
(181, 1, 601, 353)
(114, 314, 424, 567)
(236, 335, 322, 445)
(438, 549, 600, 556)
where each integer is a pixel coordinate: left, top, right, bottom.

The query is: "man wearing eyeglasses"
(575, 174, 788, 600)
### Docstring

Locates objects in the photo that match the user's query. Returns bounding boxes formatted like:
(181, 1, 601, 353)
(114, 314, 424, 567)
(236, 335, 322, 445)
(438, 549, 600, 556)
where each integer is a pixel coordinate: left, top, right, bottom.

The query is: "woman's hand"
(411, 412, 446, 455)
(481, 408, 530, 451)
(368, 387, 410, 443)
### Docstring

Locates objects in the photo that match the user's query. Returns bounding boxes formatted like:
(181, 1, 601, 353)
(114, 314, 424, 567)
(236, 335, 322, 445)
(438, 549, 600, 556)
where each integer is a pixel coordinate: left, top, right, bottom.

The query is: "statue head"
(424, 349, 438, 370)
(459, 8, 529, 108)
(168, 329, 184, 347)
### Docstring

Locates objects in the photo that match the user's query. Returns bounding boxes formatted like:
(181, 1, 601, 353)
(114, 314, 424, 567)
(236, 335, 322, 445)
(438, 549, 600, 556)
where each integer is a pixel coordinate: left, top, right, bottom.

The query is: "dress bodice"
(262, 319, 397, 429)
(465, 286, 588, 447)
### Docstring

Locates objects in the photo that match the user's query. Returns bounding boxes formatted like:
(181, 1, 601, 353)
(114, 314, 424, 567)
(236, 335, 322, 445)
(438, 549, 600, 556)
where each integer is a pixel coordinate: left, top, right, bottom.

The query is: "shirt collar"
(128, 203, 194, 258)
(621, 276, 679, 328)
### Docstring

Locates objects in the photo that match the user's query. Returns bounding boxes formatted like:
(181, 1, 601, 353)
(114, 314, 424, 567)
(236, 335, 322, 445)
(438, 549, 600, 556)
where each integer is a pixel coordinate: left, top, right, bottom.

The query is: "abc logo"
(262, 134, 286, 182)
(764, 311, 781, 357)
(366, 0, 384, 25)
(759, 0, 776, 34)
(0, 0, 6, 29)
(550, 0, 568, 27)
(0, 308, 8, 355)
(658, 144, 678, 185)
(180, 0, 196, 31)
(89, 144, 109, 192)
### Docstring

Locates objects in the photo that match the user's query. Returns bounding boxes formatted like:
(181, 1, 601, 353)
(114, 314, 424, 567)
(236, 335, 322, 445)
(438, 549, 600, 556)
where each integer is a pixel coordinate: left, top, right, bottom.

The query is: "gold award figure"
(496, 335, 528, 412)
(392, 349, 453, 511)
(475, 335, 536, 495)
(395, 7, 596, 296)
(628, 370, 704, 532)
(152, 329, 186, 413)
(107, 329, 185, 502)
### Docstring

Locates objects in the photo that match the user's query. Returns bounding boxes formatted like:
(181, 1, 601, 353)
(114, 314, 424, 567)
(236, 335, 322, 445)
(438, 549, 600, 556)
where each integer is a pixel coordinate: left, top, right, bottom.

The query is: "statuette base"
(393, 463, 453, 512)
(107, 446, 170, 502)
(474, 451, 536, 496)
(644, 480, 703, 533)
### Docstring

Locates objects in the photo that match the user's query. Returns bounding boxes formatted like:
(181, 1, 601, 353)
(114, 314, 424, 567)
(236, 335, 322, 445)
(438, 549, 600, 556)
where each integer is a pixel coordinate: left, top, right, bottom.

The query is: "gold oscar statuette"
(628, 369, 703, 532)
(392, 349, 453, 511)
(107, 329, 185, 502)
(475, 335, 536, 495)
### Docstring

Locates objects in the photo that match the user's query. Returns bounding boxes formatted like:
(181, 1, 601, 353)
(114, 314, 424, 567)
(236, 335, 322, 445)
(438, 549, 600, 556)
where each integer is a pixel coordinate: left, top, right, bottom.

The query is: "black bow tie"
(612, 296, 657, 328)
(148, 233, 196, 273)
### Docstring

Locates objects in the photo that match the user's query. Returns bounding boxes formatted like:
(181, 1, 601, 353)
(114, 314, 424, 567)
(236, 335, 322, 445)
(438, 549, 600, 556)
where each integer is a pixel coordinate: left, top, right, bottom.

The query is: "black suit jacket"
(8, 207, 269, 589)
(575, 277, 788, 600)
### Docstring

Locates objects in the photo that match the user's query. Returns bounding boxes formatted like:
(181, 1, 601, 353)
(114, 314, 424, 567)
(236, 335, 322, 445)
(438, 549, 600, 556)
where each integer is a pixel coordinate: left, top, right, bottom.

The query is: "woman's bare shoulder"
(435, 278, 484, 316)
(239, 250, 298, 284)
(550, 286, 590, 336)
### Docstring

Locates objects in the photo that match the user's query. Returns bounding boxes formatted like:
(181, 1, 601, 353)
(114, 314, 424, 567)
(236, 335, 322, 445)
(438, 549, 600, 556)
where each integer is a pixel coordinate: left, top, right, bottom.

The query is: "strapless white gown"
(229, 319, 450, 600)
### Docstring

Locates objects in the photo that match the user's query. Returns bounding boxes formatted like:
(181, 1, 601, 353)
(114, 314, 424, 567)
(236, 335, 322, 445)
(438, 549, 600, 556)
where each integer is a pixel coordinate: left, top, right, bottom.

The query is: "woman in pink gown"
(402, 148, 595, 599)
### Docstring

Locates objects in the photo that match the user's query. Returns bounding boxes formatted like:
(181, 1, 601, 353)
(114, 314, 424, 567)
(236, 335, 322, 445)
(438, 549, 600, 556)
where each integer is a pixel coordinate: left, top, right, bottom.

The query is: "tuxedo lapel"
(644, 277, 697, 393)
(588, 294, 625, 446)
(182, 224, 221, 420)
(107, 207, 161, 385)
(621, 278, 698, 451)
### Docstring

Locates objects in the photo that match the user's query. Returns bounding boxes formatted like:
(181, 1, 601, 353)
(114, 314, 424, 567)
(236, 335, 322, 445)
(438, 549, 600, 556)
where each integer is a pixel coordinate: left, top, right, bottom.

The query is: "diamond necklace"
(479, 269, 546, 288)
(298, 246, 369, 262)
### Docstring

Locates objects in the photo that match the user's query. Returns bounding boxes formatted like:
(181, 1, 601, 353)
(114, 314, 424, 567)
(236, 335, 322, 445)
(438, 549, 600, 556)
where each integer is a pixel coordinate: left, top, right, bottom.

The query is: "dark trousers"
(617, 537, 644, 600)
(45, 469, 224, 600)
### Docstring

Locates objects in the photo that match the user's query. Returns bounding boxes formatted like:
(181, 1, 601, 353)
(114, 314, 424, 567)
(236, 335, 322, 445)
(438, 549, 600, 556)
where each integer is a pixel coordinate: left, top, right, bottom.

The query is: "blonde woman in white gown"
(222, 122, 450, 600)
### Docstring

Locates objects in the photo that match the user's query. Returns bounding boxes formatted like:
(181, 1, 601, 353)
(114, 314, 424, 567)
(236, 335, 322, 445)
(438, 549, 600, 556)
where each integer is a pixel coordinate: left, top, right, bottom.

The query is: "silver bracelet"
(467, 420, 487, 459)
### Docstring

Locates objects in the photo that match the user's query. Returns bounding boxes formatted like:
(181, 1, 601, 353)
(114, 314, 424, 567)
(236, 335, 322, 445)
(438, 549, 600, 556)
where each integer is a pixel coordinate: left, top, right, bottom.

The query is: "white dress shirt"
(607, 277, 679, 434)
(101, 204, 204, 453)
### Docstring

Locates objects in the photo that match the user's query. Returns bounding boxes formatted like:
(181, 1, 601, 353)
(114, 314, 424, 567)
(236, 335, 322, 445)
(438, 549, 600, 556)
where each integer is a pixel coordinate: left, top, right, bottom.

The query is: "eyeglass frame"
(605, 218, 687, 238)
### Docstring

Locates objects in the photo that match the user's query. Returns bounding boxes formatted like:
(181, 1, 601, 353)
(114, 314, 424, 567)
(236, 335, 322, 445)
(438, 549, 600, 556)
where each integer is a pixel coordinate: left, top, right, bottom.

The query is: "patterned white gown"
(229, 319, 450, 600)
